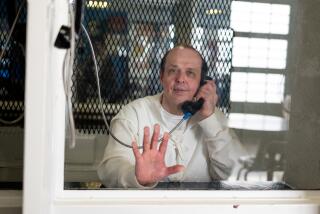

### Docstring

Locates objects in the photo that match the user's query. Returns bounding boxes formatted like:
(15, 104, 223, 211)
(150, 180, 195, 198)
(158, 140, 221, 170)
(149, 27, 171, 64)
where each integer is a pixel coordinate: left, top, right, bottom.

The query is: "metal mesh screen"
(0, 0, 27, 127)
(73, 0, 233, 134)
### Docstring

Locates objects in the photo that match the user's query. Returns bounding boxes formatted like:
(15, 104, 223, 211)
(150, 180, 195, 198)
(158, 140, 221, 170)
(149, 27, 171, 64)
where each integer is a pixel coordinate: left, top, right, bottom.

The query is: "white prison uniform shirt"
(97, 93, 234, 188)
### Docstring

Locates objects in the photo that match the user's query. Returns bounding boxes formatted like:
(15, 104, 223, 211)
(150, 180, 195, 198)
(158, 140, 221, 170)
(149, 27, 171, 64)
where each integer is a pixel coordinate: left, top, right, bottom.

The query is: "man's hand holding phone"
(194, 79, 218, 121)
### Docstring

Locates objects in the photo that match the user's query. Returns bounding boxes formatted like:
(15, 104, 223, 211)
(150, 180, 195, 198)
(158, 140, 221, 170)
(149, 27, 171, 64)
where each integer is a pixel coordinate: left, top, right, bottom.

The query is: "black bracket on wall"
(54, 25, 71, 49)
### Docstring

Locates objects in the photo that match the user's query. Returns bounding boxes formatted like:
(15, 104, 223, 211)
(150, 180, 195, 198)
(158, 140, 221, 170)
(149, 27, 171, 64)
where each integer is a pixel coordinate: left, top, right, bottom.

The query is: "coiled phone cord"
(82, 24, 193, 149)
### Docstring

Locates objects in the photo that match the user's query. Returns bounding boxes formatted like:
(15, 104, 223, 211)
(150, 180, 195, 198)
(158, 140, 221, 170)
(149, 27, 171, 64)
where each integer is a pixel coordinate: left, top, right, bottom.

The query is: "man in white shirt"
(97, 45, 235, 188)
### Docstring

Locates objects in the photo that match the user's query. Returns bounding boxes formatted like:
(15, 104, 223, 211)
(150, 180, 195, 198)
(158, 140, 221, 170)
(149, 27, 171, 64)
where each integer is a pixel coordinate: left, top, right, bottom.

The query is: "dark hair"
(160, 45, 208, 82)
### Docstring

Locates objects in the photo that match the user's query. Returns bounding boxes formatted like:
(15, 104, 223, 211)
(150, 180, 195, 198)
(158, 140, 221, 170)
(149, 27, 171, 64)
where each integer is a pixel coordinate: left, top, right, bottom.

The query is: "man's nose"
(176, 71, 186, 83)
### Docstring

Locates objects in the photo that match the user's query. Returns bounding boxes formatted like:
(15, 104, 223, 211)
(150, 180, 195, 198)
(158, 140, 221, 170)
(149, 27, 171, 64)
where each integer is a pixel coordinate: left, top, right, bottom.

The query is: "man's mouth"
(173, 85, 188, 91)
(173, 88, 190, 97)
(173, 88, 187, 93)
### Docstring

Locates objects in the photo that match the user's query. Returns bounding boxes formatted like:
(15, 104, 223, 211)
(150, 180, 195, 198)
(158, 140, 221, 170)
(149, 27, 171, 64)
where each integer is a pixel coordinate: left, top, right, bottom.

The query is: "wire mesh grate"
(0, 0, 233, 132)
(0, 0, 27, 127)
(73, 0, 233, 134)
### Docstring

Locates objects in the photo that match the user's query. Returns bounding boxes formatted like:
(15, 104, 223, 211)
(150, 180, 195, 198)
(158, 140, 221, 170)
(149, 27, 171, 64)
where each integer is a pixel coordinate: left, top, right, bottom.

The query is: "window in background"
(230, 72, 285, 103)
(230, 1, 290, 103)
(232, 37, 288, 69)
(230, 1, 290, 34)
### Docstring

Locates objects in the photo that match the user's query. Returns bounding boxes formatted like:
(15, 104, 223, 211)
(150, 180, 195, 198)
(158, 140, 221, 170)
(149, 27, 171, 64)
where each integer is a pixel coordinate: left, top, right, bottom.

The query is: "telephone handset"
(181, 76, 213, 117)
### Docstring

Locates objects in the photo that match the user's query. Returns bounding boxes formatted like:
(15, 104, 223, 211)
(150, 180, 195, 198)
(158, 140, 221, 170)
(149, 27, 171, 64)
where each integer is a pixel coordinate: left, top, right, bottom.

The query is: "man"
(97, 45, 234, 188)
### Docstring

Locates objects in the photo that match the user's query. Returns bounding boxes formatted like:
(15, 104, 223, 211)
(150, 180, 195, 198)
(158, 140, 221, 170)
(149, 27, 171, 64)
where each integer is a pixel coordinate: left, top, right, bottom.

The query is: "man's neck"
(160, 94, 183, 116)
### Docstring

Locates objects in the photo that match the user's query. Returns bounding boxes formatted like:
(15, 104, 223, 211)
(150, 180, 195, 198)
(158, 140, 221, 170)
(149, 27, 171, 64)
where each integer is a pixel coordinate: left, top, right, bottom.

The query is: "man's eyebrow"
(166, 64, 198, 71)
(167, 64, 178, 68)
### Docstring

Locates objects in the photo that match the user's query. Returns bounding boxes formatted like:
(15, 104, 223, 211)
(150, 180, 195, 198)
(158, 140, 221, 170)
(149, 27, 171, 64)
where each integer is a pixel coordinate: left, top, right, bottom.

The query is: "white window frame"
(17, 0, 320, 214)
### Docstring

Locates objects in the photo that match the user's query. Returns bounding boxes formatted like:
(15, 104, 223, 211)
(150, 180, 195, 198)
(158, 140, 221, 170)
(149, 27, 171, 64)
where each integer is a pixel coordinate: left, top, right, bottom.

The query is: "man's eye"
(187, 70, 195, 77)
(168, 69, 176, 74)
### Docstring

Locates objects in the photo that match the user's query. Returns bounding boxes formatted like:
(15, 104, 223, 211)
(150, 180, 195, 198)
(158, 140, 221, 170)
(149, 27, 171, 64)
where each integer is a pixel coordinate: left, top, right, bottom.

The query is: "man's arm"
(98, 118, 184, 188)
(97, 118, 147, 188)
(193, 79, 234, 179)
(198, 109, 235, 180)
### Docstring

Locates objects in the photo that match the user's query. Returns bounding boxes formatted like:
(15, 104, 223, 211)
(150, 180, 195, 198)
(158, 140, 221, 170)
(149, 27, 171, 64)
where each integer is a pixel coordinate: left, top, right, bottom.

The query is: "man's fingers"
(159, 132, 169, 156)
(143, 126, 150, 152)
(151, 124, 160, 150)
(166, 165, 185, 176)
(202, 81, 216, 96)
(132, 141, 141, 160)
(196, 82, 216, 101)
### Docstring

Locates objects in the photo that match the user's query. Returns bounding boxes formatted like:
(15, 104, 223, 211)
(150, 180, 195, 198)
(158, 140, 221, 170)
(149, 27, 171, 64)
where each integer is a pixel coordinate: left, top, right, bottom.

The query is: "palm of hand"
(132, 125, 184, 186)
(135, 148, 169, 185)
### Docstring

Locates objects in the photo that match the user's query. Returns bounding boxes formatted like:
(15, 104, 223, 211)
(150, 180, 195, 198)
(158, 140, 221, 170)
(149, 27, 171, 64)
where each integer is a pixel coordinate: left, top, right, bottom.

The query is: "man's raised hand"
(132, 124, 185, 186)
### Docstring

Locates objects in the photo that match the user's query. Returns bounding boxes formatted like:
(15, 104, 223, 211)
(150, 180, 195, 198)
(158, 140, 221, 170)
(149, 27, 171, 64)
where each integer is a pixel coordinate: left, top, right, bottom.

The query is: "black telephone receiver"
(181, 76, 213, 116)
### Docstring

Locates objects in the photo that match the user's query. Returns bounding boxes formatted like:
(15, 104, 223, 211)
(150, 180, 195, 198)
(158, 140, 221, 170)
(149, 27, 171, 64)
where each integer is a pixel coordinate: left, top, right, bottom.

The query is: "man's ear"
(160, 71, 164, 84)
